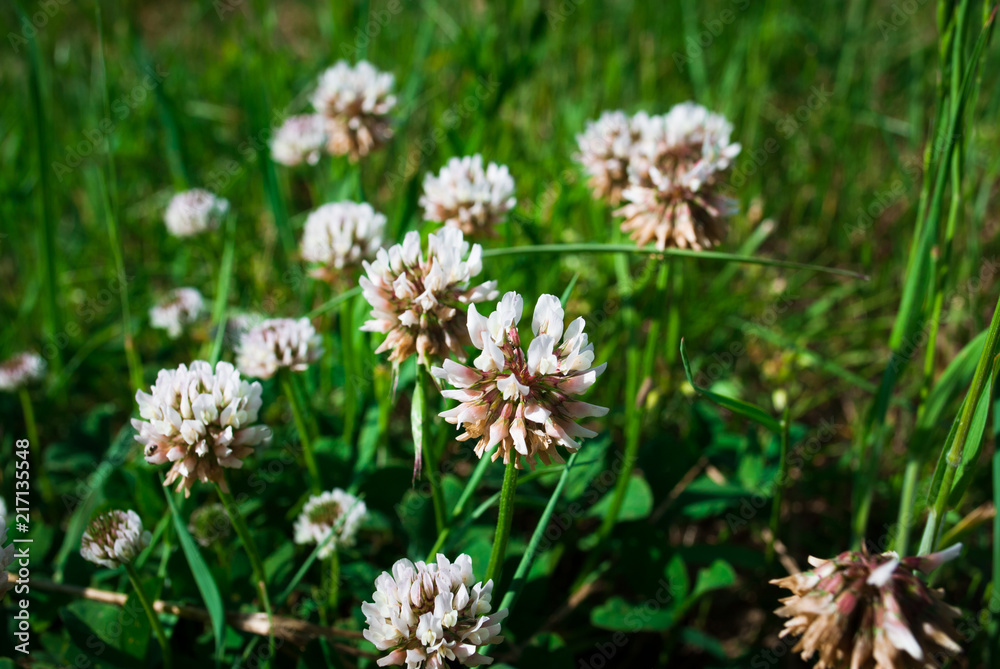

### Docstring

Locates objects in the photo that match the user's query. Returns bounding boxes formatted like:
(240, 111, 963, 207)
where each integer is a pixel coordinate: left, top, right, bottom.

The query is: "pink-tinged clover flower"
(311, 60, 396, 161)
(433, 291, 608, 468)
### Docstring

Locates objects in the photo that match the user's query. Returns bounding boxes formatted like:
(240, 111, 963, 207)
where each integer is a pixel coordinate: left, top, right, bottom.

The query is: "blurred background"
(1, 0, 999, 667)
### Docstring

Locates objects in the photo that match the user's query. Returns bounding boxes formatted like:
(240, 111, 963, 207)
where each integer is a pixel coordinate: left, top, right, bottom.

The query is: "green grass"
(2, 0, 1000, 666)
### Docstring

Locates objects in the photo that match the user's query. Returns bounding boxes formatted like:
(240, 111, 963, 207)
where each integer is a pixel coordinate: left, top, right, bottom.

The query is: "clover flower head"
(771, 544, 964, 669)
(0, 352, 46, 392)
(616, 102, 741, 250)
(80, 509, 151, 569)
(360, 227, 498, 366)
(433, 291, 608, 468)
(294, 489, 367, 559)
(132, 361, 271, 496)
(301, 201, 386, 283)
(362, 553, 507, 668)
(575, 110, 643, 204)
(0, 515, 13, 600)
(311, 60, 396, 160)
(150, 287, 205, 339)
(188, 503, 232, 548)
(420, 155, 516, 237)
(236, 317, 323, 380)
(164, 189, 229, 237)
(271, 114, 328, 167)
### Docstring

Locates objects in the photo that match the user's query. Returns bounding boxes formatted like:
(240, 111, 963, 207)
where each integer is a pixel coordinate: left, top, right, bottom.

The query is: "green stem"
(281, 373, 321, 494)
(499, 452, 578, 613)
(207, 213, 236, 365)
(217, 484, 275, 660)
(427, 449, 494, 560)
(481, 244, 868, 280)
(124, 562, 173, 669)
(414, 364, 447, 536)
(893, 458, 921, 555)
(19, 388, 54, 504)
(485, 456, 518, 586)
(328, 549, 340, 614)
(767, 405, 792, 564)
(923, 289, 1000, 552)
(340, 298, 358, 447)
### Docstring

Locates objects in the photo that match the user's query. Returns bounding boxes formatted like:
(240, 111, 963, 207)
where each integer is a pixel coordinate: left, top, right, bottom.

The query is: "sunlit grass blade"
(307, 286, 362, 318)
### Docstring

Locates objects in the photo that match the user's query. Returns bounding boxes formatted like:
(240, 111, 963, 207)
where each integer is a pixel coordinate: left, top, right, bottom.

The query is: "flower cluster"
(360, 228, 498, 366)
(293, 489, 368, 559)
(433, 292, 608, 468)
(362, 553, 507, 668)
(150, 287, 205, 339)
(771, 545, 963, 669)
(574, 110, 643, 205)
(270, 114, 327, 167)
(420, 155, 517, 237)
(79, 510, 151, 569)
(300, 201, 386, 283)
(236, 317, 323, 380)
(164, 189, 230, 237)
(615, 102, 741, 250)
(132, 361, 271, 496)
(311, 60, 396, 161)
(0, 351, 46, 392)
(0, 515, 13, 599)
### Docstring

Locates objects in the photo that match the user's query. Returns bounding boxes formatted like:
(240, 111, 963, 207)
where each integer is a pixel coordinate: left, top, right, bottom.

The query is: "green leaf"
(690, 560, 737, 600)
(163, 484, 226, 660)
(586, 474, 653, 522)
(590, 595, 679, 632)
(948, 355, 1000, 505)
(680, 340, 782, 433)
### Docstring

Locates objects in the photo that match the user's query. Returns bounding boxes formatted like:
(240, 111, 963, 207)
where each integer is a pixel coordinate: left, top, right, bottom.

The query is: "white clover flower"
(362, 553, 507, 668)
(301, 201, 386, 283)
(616, 102, 741, 250)
(575, 110, 643, 205)
(235, 317, 323, 380)
(150, 287, 205, 339)
(164, 189, 230, 237)
(420, 155, 517, 237)
(270, 114, 327, 167)
(132, 361, 271, 496)
(0, 515, 13, 600)
(433, 292, 608, 468)
(80, 509, 151, 569)
(294, 489, 367, 559)
(0, 352, 46, 392)
(311, 60, 396, 161)
(360, 227, 498, 366)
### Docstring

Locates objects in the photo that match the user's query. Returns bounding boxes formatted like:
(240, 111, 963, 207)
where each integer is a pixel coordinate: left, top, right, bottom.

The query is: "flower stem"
(328, 549, 340, 614)
(124, 562, 173, 669)
(485, 456, 518, 586)
(340, 298, 358, 447)
(766, 405, 792, 564)
(217, 484, 275, 660)
(207, 212, 236, 365)
(18, 388, 55, 505)
(281, 372, 321, 494)
(414, 364, 447, 536)
(426, 450, 494, 561)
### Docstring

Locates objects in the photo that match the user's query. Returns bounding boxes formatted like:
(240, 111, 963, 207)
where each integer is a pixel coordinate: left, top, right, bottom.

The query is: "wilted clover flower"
(360, 227, 498, 366)
(188, 503, 231, 548)
(164, 189, 230, 237)
(80, 510, 151, 569)
(270, 114, 327, 167)
(0, 515, 13, 599)
(771, 545, 963, 669)
(132, 361, 271, 496)
(150, 287, 205, 339)
(616, 102, 741, 250)
(362, 553, 507, 668)
(311, 60, 396, 161)
(236, 317, 323, 380)
(433, 292, 608, 468)
(420, 155, 516, 237)
(293, 489, 367, 559)
(0, 352, 46, 392)
(300, 201, 386, 283)
(575, 110, 643, 205)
